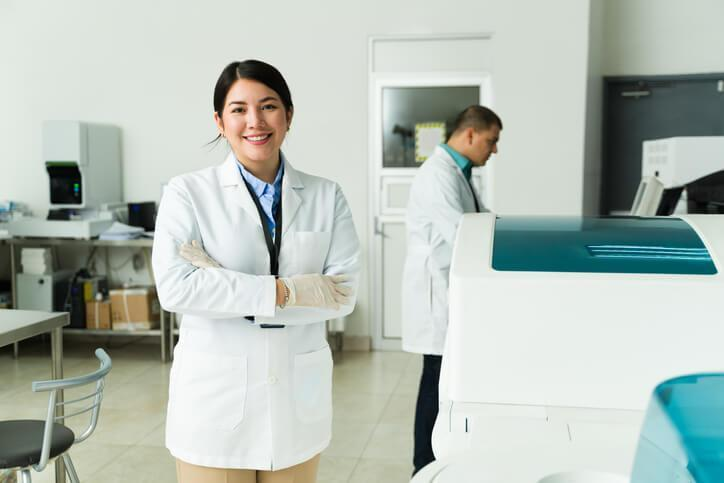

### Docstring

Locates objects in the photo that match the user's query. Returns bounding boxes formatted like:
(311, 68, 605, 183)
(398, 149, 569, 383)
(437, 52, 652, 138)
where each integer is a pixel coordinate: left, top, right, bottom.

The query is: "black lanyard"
(242, 177, 285, 328)
(241, 178, 283, 276)
(466, 177, 481, 213)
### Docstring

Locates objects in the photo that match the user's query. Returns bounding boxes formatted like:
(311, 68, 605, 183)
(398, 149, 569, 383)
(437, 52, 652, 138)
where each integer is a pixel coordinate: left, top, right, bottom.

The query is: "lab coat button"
(268, 376, 278, 385)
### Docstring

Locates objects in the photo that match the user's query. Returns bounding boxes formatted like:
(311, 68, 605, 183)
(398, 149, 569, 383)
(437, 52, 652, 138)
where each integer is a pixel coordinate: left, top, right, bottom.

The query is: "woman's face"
(214, 78, 292, 166)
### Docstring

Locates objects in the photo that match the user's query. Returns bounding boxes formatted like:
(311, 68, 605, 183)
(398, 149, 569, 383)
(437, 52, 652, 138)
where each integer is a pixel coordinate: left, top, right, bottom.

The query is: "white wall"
(604, 0, 724, 75)
(0, 0, 594, 338)
(486, 2, 591, 216)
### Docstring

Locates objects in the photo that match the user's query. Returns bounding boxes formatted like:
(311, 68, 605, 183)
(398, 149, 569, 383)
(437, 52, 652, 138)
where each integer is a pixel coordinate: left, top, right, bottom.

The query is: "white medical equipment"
(413, 213, 724, 482)
(8, 121, 122, 238)
(631, 136, 724, 216)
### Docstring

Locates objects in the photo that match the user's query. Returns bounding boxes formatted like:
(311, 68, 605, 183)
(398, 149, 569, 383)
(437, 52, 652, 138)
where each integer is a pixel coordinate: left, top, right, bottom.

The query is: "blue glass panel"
(491, 216, 717, 275)
(631, 374, 724, 483)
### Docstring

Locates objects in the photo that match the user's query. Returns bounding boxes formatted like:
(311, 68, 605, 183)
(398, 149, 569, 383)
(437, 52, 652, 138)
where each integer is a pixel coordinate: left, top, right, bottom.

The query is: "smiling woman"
(212, 61, 294, 184)
(151, 60, 361, 483)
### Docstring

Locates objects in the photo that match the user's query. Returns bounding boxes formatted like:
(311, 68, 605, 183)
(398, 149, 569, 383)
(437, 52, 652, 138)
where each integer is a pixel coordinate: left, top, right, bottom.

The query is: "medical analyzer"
(414, 213, 724, 482)
(632, 136, 724, 216)
(7, 120, 122, 238)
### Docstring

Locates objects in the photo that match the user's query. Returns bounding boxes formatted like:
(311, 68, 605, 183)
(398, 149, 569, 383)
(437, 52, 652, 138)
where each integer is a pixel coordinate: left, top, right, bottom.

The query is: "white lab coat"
(401, 146, 485, 355)
(152, 152, 360, 470)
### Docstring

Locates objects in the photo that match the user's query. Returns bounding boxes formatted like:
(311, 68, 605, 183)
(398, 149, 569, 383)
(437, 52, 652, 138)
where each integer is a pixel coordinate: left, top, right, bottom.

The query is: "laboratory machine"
(631, 136, 724, 216)
(628, 372, 724, 483)
(7, 120, 122, 238)
(413, 213, 724, 482)
(16, 269, 73, 312)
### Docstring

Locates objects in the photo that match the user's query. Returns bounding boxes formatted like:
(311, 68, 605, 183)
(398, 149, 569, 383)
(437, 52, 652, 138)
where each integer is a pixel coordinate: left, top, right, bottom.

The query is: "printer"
(413, 213, 724, 482)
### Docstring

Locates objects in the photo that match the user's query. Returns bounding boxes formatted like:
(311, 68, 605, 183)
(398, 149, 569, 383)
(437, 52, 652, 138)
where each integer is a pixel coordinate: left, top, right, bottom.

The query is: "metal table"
(0, 309, 69, 483)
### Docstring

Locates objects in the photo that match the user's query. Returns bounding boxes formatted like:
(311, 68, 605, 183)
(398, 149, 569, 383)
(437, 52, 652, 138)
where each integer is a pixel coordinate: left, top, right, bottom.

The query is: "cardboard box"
(86, 300, 112, 330)
(110, 287, 160, 330)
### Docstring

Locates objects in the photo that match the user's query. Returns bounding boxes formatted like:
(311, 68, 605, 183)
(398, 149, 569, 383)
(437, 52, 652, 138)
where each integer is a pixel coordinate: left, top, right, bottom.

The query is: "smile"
(244, 134, 272, 144)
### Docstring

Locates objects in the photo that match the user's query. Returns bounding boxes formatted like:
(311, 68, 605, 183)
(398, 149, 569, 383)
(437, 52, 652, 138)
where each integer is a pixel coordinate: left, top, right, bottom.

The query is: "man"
(401, 105, 502, 475)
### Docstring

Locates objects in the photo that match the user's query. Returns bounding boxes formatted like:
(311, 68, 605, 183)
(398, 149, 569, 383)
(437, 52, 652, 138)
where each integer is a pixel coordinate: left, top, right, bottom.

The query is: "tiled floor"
(0, 338, 420, 482)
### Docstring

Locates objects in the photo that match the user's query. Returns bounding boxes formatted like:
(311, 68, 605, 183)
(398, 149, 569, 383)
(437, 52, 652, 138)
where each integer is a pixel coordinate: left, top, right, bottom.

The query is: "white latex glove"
(179, 240, 221, 269)
(280, 274, 352, 310)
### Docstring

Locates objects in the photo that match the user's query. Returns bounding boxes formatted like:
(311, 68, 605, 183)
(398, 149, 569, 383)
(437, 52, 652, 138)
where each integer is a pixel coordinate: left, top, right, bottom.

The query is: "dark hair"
(211, 60, 293, 143)
(449, 105, 502, 140)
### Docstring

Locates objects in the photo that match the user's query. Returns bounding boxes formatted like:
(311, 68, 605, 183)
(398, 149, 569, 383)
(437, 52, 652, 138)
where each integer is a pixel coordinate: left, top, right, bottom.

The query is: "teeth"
(247, 134, 270, 141)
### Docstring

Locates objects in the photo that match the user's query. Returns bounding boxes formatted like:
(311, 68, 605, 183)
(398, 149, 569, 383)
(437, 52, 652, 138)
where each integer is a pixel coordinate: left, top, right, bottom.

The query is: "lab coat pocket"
(290, 231, 332, 274)
(293, 346, 333, 424)
(173, 350, 247, 430)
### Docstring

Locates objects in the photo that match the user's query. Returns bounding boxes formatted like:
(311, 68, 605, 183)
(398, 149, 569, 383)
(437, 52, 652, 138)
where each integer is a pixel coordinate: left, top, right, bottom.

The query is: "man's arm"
(416, 165, 466, 282)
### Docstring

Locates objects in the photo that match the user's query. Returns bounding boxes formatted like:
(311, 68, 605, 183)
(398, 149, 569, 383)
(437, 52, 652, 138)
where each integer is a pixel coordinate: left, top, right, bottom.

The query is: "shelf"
(3, 235, 171, 361)
(64, 328, 161, 336)
(4, 238, 153, 248)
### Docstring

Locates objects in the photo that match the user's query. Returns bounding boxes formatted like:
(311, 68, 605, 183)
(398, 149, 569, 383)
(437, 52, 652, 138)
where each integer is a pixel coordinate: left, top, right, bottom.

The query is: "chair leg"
(62, 454, 80, 483)
(17, 468, 32, 483)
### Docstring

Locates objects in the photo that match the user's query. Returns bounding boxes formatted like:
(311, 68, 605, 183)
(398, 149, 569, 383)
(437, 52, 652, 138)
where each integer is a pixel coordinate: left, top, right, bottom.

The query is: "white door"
(368, 34, 494, 350)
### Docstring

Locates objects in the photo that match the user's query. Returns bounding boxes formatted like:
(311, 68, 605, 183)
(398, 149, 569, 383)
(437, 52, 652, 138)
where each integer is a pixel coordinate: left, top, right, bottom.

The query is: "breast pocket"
(293, 346, 333, 424)
(288, 231, 332, 274)
(171, 349, 247, 430)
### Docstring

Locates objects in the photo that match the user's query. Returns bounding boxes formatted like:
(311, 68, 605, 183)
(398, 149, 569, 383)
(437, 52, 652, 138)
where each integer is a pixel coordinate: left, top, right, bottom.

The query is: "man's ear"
(466, 127, 476, 145)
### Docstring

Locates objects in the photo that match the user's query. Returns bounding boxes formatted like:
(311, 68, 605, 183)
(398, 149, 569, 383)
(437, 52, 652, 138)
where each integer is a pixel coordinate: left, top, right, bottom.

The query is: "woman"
(152, 60, 360, 483)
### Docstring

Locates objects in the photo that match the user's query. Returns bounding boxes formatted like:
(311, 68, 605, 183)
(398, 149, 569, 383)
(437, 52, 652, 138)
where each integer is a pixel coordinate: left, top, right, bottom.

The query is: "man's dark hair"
(449, 105, 502, 140)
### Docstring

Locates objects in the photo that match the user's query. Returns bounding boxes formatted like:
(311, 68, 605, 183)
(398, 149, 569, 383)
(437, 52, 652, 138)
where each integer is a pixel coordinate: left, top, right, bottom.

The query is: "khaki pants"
(176, 454, 320, 483)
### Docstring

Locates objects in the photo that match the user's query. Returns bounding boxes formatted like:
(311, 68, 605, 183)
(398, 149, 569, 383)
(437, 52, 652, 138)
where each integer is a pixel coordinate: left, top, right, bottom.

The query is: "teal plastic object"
(491, 216, 717, 275)
(631, 374, 724, 483)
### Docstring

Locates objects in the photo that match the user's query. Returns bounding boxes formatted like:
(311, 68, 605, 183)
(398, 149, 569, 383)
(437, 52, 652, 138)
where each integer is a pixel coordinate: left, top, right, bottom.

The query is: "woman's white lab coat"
(152, 152, 360, 470)
(401, 146, 483, 355)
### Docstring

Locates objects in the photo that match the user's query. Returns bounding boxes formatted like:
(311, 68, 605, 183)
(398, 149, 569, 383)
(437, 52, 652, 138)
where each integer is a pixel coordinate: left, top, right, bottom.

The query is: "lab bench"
(1, 237, 173, 362)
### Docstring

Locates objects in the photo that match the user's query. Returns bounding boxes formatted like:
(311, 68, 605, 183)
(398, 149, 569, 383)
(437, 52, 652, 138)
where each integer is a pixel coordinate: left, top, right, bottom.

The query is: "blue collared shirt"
(440, 143, 472, 181)
(236, 156, 284, 236)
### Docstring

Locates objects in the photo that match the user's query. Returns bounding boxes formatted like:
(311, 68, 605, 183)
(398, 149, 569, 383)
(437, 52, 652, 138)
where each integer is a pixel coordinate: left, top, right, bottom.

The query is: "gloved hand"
(280, 274, 352, 310)
(179, 240, 221, 269)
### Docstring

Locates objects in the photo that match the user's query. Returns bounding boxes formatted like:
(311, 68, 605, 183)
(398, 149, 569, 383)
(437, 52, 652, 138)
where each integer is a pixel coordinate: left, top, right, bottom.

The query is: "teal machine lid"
(631, 373, 724, 483)
(492, 216, 717, 275)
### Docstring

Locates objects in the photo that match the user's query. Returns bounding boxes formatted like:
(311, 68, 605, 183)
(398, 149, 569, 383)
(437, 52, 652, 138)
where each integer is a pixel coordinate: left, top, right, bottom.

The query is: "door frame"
(368, 72, 493, 351)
